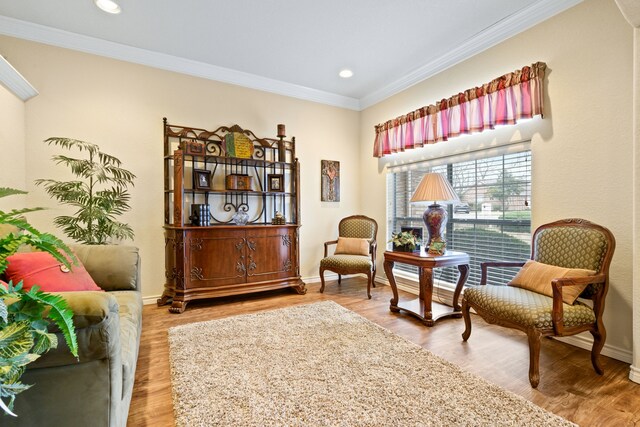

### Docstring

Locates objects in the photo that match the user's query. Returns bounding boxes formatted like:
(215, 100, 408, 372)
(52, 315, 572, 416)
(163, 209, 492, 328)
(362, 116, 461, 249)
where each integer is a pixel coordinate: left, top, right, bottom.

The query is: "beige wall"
(632, 25, 640, 381)
(360, 0, 634, 358)
(0, 35, 360, 299)
(0, 83, 26, 209)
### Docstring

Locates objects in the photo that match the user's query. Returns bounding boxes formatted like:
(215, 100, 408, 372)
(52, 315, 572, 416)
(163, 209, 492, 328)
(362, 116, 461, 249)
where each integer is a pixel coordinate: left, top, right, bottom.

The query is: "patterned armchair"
(461, 218, 615, 388)
(319, 215, 378, 299)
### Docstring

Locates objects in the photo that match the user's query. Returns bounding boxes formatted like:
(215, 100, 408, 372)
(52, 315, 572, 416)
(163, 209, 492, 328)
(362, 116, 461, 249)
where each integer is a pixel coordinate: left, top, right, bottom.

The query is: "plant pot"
(393, 244, 416, 253)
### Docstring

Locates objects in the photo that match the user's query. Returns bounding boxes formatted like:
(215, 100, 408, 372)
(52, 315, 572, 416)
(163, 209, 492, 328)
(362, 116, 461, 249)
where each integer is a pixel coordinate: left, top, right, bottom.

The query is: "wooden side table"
(383, 250, 470, 326)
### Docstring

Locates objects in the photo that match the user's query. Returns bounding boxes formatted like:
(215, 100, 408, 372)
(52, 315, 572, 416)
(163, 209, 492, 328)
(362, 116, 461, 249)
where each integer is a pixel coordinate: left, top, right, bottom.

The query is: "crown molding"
(0, 15, 360, 110)
(359, 0, 583, 109)
(0, 0, 581, 111)
(0, 54, 38, 101)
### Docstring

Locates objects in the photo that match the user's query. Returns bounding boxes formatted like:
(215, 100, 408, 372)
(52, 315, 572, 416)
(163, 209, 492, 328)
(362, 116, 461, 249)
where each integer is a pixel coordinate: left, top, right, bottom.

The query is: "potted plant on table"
(35, 137, 136, 245)
(0, 188, 78, 417)
(389, 231, 419, 253)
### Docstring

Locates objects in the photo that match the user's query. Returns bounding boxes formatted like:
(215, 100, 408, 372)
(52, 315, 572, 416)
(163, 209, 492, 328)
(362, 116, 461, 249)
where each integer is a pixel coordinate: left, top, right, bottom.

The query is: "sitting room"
(0, 0, 639, 425)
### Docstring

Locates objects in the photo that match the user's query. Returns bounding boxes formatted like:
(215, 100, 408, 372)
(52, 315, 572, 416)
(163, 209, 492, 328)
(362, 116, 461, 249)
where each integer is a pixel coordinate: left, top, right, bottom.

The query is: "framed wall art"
(321, 160, 340, 202)
(193, 169, 211, 190)
(268, 174, 284, 192)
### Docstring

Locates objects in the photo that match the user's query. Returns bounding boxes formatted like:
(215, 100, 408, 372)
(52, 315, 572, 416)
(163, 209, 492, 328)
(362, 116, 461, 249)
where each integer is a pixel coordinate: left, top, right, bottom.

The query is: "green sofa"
(5, 244, 143, 427)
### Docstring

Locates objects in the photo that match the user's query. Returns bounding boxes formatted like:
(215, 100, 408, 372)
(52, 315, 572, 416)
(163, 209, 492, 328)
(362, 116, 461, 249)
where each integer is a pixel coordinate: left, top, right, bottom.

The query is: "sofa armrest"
(70, 244, 141, 292)
(29, 291, 121, 369)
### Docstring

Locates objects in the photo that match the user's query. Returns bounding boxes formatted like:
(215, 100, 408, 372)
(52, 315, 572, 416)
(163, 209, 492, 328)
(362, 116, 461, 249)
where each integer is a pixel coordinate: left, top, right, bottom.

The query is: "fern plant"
(0, 187, 78, 417)
(36, 137, 136, 245)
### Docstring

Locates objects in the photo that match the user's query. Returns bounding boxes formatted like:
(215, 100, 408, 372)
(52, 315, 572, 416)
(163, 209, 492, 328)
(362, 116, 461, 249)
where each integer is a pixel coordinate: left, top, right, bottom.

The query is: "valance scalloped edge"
(373, 62, 546, 158)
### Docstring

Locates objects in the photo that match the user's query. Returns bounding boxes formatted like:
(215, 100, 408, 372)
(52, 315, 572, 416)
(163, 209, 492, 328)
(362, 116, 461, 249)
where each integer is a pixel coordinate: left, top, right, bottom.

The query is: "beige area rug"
(168, 301, 574, 427)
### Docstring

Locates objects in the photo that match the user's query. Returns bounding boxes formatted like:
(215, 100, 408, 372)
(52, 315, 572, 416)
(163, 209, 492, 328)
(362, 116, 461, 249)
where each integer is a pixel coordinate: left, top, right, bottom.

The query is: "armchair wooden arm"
(480, 260, 527, 286)
(323, 239, 338, 257)
(370, 241, 377, 262)
(551, 273, 607, 335)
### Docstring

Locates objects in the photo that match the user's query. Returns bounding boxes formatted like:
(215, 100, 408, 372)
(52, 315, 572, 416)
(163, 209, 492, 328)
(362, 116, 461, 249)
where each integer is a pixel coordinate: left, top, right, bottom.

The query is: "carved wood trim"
(190, 267, 204, 281)
(189, 238, 203, 251)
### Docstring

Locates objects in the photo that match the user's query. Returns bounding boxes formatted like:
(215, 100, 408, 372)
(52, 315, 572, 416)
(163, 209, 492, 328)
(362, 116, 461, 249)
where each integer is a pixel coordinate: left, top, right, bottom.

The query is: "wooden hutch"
(159, 119, 306, 313)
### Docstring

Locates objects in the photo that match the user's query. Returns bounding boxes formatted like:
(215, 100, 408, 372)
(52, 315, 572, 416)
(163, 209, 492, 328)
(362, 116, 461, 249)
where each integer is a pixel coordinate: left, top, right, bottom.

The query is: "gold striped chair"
(461, 218, 615, 388)
(319, 215, 378, 299)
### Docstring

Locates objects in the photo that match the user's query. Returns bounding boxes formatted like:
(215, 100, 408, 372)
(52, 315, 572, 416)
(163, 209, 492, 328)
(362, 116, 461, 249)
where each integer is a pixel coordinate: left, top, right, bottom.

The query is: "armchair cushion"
(534, 226, 608, 271)
(335, 237, 370, 256)
(464, 285, 596, 329)
(320, 254, 372, 271)
(508, 260, 595, 304)
(339, 218, 377, 240)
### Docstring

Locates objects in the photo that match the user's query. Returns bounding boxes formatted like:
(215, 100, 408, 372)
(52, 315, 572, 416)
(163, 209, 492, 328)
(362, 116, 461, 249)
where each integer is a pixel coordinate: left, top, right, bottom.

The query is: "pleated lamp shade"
(410, 173, 459, 250)
(410, 173, 459, 204)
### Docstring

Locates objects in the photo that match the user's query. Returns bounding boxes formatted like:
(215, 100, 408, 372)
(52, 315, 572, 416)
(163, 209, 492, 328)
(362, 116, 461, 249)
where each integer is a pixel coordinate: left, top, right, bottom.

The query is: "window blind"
(387, 149, 531, 288)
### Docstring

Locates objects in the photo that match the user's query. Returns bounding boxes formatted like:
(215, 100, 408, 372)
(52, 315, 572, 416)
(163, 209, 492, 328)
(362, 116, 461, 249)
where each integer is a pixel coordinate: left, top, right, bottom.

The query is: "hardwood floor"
(128, 278, 640, 426)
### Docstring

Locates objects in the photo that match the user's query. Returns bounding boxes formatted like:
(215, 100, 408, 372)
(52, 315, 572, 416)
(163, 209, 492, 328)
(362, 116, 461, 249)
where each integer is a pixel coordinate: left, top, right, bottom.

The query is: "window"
(387, 150, 531, 288)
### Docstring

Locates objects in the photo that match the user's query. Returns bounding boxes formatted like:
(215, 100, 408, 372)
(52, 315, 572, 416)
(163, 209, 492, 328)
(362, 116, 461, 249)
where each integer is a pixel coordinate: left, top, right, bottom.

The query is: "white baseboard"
(142, 295, 161, 305)
(629, 365, 640, 384)
(551, 335, 632, 364)
(302, 272, 339, 284)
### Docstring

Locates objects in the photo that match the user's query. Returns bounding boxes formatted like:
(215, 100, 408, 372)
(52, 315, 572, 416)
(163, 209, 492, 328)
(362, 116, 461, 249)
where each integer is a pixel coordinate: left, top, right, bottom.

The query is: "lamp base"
(423, 203, 448, 245)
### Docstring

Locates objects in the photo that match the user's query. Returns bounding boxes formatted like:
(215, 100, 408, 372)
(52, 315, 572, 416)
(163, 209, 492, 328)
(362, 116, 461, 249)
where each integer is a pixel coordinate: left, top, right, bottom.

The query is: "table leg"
(383, 260, 400, 312)
(419, 266, 434, 326)
(453, 264, 470, 311)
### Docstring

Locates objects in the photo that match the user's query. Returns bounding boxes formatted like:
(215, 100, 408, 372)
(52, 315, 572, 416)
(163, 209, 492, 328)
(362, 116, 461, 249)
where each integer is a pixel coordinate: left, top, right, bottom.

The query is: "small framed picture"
(268, 174, 284, 192)
(193, 169, 211, 190)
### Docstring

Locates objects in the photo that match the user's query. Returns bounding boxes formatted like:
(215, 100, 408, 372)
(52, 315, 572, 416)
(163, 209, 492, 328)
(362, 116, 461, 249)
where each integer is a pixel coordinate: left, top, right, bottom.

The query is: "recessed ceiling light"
(95, 0, 122, 14)
(339, 69, 354, 79)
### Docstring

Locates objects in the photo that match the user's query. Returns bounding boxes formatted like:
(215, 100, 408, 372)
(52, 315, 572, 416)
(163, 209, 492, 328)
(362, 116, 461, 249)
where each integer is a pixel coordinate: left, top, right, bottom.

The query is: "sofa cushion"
(5, 251, 102, 292)
(110, 290, 142, 400)
(29, 291, 120, 369)
(71, 245, 140, 291)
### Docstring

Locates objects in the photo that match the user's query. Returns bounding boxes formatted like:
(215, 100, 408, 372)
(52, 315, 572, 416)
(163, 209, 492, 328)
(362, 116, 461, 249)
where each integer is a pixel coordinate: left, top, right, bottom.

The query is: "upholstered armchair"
(319, 215, 378, 299)
(461, 218, 615, 388)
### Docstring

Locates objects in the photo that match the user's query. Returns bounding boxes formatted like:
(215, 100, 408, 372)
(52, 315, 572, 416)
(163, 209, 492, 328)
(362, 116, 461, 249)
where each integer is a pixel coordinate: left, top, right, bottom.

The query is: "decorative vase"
(232, 210, 249, 225)
(424, 203, 448, 244)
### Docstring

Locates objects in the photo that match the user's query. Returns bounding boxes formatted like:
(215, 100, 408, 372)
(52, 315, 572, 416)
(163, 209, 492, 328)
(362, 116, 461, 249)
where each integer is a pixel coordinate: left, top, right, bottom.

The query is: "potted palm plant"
(36, 137, 136, 245)
(0, 188, 78, 417)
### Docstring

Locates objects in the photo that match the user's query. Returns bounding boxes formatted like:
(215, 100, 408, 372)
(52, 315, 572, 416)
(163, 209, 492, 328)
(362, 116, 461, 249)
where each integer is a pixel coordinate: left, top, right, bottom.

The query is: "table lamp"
(410, 173, 459, 250)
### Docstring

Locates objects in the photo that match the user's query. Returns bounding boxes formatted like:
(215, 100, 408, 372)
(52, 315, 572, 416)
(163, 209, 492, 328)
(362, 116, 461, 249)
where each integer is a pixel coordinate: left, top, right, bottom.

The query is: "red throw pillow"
(5, 251, 103, 292)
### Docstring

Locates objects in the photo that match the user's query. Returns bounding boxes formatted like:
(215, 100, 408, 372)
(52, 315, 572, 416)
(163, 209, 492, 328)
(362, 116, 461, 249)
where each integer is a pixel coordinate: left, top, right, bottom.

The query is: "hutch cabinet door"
(246, 226, 297, 283)
(185, 229, 246, 288)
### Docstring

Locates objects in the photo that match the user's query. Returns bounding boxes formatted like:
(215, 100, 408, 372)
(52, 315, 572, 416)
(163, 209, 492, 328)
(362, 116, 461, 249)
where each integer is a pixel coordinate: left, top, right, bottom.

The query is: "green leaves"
(22, 289, 78, 358)
(0, 188, 27, 199)
(389, 231, 419, 248)
(37, 137, 136, 245)
(0, 189, 79, 416)
(0, 322, 33, 359)
(0, 283, 78, 416)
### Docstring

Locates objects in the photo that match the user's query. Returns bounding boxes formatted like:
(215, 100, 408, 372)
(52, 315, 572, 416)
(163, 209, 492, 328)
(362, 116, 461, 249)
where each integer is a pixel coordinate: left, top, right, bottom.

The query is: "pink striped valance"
(373, 62, 546, 158)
